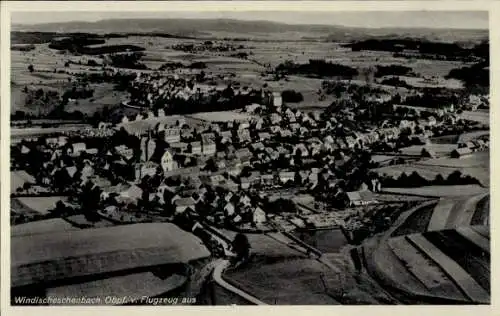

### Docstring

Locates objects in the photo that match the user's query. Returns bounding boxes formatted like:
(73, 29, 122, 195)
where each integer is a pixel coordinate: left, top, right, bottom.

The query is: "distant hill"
(12, 18, 488, 42)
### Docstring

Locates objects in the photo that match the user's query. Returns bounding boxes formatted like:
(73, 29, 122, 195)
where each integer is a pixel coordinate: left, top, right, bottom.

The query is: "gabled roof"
(174, 197, 196, 206)
(346, 190, 374, 202)
(453, 147, 473, 156)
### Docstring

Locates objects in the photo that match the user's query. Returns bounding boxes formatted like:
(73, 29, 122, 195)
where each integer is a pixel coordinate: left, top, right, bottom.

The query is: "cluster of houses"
(121, 71, 262, 112)
(12, 75, 489, 232)
(452, 136, 490, 158)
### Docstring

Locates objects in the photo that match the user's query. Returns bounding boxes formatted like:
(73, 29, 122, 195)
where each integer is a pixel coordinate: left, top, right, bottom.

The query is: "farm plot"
(118, 115, 189, 134)
(15, 196, 69, 215)
(374, 164, 453, 181)
(417, 151, 489, 169)
(220, 229, 306, 258)
(460, 111, 489, 125)
(457, 131, 489, 143)
(224, 257, 339, 305)
(11, 171, 36, 193)
(64, 83, 125, 114)
(11, 218, 78, 237)
(399, 144, 458, 157)
(470, 195, 490, 226)
(401, 76, 463, 89)
(187, 111, 254, 123)
(381, 185, 488, 198)
(415, 151, 489, 186)
(390, 203, 436, 237)
(64, 214, 116, 229)
(430, 135, 460, 144)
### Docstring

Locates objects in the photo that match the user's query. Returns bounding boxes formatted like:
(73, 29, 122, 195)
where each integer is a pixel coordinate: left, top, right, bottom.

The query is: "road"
(212, 259, 268, 305)
(193, 222, 268, 305)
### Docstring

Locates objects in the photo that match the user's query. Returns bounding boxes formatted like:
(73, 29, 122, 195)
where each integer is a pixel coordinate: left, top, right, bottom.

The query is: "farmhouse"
(135, 161, 159, 180)
(279, 171, 295, 184)
(258, 132, 271, 140)
(272, 92, 283, 107)
(163, 128, 181, 144)
(201, 138, 216, 156)
(224, 202, 236, 216)
(421, 147, 437, 158)
(345, 190, 377, 207)
(70, 143, 87, 156)
(451, 148, 473, 159)
(190, 142, 202, 154)
(252, 207, 267, 224)
(174, 197, 196, 214)
(119, 185, 143, 203)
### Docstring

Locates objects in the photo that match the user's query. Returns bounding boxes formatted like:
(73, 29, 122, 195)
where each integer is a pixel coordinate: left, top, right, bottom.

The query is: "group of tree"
(281, 89, 304, 103)
(62, 85, 95, 101)
(380, 76, 413, 89)
(374, 65, 414, 78)
(107, 52, 148, 70)
(445, 61, 489, 90)
(403, 88, 461, 109)
(321, 80, 387, 100)
(346, 38, 488, 62)
(275, 59, 358, 79)
(188, 61, 207, 69)
(379, 170, 481, 188)
(158, 61, 185, 71)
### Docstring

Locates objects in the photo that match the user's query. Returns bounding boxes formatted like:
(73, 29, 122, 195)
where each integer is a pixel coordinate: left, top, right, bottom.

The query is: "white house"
(272, 92, 282, 107)
(174, 197, 196, 214)
(279, 171, 295, 183)
(70, 143, 87, 156)
(345, 190, 376, 207)
(224, 202, 236, 216)
(135, 162, 158, 181)
(202, 139, 216, 156)
(160, 150, 178, 172)
(163, 128, 181, 144)
(253, 207, 267, 224)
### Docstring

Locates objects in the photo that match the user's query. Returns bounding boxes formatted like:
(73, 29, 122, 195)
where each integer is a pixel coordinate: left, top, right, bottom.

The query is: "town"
(10, 13, 490, 305)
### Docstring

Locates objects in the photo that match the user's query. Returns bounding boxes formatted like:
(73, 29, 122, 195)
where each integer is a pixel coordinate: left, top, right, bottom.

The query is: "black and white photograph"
(6, 5, 491, 307)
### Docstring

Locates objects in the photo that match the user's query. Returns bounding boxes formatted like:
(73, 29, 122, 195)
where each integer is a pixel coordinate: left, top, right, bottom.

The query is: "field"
(11, 218, 77, 237)
(10, 170, 36, 193)
(118, 114, 189, 134)
(457, 131, 489, 143)
(399, 144, 458, 156)
(224, 257, 339, 304)
(47, 272, 187, 302)
(381, 185, 488, 197)
(14, 196, 68, 215)
(11, 125, 92, 144)
(11, 32, 479, 117)
(374, 150, 489, 187)
(416, 151, 489, 186)
(460, 111, 489, 125)
(11, 44, 126, 115)
(187, 111, 254, 123)
(220, 229, 306, 258)
(291, 228, 348, 253)
(370, 154, 397, 164)
(430, 135, 460, 144)
(375, 164, 455, 181)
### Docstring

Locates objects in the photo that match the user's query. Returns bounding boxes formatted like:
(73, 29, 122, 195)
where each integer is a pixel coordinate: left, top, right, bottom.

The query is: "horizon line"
(12, 17, 489, 31)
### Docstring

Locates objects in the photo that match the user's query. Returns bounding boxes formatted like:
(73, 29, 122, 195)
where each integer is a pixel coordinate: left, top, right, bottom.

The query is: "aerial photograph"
(9, 10, 489, 305)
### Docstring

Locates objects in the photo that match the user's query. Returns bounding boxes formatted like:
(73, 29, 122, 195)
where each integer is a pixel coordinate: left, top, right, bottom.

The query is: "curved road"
(194, 223, 268, 305)
(212, 259, 268, 305)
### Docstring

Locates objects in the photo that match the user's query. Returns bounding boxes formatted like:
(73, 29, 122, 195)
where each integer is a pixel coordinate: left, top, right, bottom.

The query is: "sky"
(12, 11, 488, 29)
